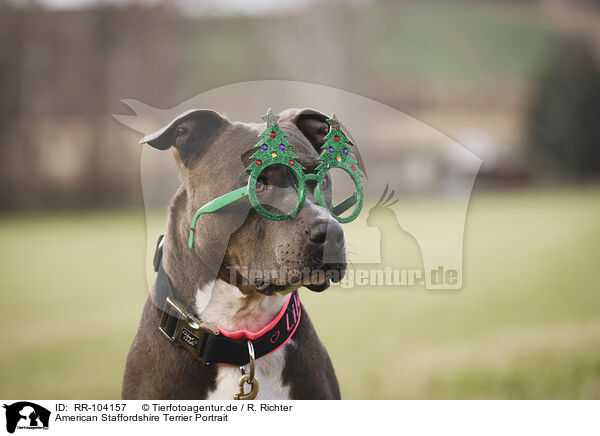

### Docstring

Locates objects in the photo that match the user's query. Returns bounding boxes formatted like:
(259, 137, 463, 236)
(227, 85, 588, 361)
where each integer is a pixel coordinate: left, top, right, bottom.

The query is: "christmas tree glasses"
(188, 110, 364, 249)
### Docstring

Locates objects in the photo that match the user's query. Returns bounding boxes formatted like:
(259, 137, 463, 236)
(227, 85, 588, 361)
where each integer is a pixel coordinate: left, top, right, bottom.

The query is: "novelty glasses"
(188, 111, 364, 249)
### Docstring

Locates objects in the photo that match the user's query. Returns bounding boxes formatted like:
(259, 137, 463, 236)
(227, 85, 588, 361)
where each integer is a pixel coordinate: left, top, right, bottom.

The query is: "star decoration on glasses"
(262, 108, 280, 127)
(327, 113, 343, 131)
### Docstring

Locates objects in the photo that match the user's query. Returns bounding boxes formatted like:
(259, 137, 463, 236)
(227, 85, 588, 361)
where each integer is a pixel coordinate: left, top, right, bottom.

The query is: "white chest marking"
(195, 280, 293, 400)
(206, 340, 295, 400)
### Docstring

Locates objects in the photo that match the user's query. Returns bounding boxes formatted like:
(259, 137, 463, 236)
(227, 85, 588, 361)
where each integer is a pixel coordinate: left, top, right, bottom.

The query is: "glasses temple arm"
(188, 186, 249, 249)
(332, 192, 358, 216)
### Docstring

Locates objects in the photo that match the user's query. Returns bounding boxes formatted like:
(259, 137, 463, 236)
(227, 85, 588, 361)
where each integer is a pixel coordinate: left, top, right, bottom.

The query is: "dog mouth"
(251, 264, 345, 295)
(305, 280, 330, 292)
(223, 255, 347, 295)
(253, 279, 289, 294)
(252, 278, 329, 295)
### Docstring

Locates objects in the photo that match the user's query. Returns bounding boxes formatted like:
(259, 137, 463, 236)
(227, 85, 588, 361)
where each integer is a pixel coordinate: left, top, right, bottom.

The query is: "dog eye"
(255, 179, 266, 193)
(176, 126, 187, 136)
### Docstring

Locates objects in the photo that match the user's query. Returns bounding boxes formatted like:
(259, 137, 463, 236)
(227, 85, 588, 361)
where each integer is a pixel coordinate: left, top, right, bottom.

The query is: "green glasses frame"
(188, 165, 363, 248)
(188, 110, 364, 249)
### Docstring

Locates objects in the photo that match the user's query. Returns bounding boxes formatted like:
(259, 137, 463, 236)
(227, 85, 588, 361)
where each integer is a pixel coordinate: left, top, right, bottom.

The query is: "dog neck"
(158, 187, 217, 304)
(158, 186, 289, 334)
(194, 279, 289, 333)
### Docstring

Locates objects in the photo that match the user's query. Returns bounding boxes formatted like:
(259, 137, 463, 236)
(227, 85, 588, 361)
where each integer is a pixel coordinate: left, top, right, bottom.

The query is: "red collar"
(218, 290, 302, 343)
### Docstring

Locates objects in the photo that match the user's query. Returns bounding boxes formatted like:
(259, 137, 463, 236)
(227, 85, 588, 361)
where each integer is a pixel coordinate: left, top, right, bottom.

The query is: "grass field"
(1, 187, 600, 399)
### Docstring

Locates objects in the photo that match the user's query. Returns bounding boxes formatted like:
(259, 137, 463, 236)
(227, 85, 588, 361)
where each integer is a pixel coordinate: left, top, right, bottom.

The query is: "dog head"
(141, 108, 348, 295)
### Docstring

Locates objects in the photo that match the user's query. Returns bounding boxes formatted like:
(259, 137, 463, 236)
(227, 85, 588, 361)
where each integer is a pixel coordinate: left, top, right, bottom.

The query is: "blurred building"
(1, 0, 599, 210)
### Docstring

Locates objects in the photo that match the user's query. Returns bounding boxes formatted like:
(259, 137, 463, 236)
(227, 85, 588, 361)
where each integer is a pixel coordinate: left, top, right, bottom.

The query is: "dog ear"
(279, 107, 366, 177)
(139, 109, 228, 151)
(278, 108, 331, 153)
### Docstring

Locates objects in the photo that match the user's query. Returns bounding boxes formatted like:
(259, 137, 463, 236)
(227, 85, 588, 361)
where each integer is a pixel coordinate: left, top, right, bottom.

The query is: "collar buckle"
(159, 297, 218, 362)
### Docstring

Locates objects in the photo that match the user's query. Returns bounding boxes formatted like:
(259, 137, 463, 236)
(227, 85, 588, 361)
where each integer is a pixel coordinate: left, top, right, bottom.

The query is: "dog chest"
(205, 341, 293, 400)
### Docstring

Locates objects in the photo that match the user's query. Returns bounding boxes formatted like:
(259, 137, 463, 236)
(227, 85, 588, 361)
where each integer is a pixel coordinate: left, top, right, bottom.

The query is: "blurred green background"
(2, 187, 600, 399)
(1, 0, 600, 399)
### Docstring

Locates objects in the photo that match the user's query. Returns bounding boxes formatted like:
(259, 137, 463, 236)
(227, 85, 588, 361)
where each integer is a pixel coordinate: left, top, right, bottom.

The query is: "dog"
(122, 108, 348, 399)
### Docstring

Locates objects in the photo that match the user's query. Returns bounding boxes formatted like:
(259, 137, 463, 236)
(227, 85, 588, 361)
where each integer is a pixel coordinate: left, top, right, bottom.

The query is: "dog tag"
(234, 374, 259, 400)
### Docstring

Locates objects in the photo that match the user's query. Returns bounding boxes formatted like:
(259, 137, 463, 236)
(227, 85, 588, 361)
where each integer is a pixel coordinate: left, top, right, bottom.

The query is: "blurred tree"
(526, 36, 600, 180)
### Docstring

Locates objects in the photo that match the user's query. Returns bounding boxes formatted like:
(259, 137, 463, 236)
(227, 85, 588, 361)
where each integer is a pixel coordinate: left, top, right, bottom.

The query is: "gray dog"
(122, 108, 349, 399)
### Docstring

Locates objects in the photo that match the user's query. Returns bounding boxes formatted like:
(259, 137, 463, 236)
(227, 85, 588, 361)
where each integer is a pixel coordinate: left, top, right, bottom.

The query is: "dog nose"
(307, 220, 344, 247)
